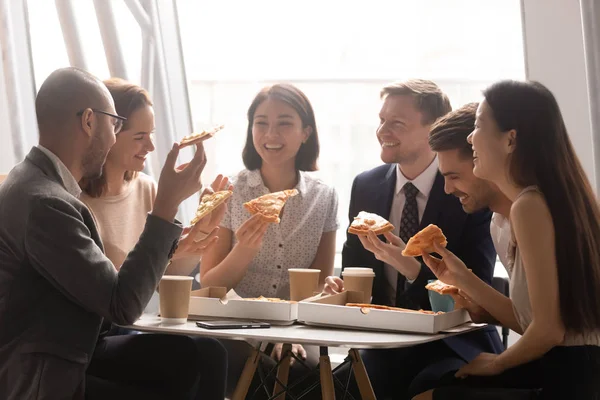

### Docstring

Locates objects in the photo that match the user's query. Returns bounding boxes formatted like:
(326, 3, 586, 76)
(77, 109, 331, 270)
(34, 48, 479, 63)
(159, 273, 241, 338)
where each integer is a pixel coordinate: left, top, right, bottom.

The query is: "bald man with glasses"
(0, 68, 225, 399)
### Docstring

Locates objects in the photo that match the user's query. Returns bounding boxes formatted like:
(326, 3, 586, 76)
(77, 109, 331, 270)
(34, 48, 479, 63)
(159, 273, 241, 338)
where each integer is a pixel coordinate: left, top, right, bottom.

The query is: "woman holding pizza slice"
(201, 83, 339, 397)
(80, 78, 229, 400)
(414, 81, 600, 399)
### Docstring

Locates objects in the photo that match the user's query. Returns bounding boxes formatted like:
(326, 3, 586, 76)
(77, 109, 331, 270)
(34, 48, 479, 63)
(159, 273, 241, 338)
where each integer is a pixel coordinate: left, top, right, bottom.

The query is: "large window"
(177, 0, 526, 253)
(27, 0, 142, 89)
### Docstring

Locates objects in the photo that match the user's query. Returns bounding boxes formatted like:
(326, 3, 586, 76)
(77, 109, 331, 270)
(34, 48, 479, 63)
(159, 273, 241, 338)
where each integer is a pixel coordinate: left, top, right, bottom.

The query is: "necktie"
(396, 182, 419, 306)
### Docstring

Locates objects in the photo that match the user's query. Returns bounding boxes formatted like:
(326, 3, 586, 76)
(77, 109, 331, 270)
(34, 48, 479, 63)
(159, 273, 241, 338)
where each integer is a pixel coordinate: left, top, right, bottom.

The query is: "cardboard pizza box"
(297, 291, 471, 334)
(188, 287, 298, 325)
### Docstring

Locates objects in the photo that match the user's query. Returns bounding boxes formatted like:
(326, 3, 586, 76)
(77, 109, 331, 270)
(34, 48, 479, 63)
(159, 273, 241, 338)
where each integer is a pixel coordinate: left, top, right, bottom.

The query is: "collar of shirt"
(246, 168, 307, 198)
(37, 145, 82, 198)
(394, 156, 439, 198)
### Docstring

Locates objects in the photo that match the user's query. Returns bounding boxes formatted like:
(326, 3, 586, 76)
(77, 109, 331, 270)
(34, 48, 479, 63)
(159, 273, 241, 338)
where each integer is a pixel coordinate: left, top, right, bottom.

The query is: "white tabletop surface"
(127, 314, 481, 349)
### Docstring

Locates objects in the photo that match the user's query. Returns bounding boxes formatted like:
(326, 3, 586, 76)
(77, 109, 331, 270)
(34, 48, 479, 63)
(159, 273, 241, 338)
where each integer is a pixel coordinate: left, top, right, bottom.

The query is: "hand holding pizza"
(235, 214, 270, 251)
(153, 142, 207, 222)
(453, 290, 496, 324)
(359, 231, 421, 281)
(172, 224, 219, 261)
(421, 242, 471, 287)
(209, 174, 233, 193)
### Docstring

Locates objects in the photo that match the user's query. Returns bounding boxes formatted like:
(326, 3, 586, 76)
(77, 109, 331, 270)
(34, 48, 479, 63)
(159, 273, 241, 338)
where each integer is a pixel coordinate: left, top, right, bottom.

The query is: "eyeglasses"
(76, 108, 127, 134)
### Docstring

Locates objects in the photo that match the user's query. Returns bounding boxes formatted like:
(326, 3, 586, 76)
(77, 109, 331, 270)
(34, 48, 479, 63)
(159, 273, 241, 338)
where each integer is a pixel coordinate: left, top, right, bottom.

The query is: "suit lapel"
(420, 172, 445, 229)
(375, 164, 396, 219)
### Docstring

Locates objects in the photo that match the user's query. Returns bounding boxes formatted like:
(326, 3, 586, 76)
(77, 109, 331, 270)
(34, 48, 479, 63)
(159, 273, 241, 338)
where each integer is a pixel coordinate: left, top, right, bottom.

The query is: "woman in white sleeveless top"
(415, 80, 600, 399)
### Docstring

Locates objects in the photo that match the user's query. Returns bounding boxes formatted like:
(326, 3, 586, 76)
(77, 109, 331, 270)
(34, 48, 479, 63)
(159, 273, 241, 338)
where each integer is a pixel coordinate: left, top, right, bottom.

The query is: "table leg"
(273, 343, 292, 400)
(349, 348, 376, 400)
(319, 346, 335, 400)
(232, 347, 261, 400)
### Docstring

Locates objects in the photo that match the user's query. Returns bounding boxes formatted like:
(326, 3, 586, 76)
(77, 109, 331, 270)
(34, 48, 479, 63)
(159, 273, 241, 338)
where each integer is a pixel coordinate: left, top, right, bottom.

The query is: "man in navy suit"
(327, 80, 503, 399)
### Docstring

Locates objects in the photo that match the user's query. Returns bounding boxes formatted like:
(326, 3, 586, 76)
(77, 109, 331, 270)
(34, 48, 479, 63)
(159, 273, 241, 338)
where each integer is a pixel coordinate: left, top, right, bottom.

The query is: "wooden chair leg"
(273, 343, 292, 400)
(319, 354, 336, 400)
(349, 348, 376, 400)
(232, 347, 261, 400)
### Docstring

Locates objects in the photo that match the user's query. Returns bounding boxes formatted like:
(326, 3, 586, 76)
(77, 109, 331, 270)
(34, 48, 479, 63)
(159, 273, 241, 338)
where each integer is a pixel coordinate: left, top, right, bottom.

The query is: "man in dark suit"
(0, 68, 225, 399)
(327, 80, 503, 399)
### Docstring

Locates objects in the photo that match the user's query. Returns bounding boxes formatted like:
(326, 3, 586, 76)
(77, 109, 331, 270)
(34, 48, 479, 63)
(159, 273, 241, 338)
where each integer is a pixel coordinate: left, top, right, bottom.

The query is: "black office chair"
(492, 276, 510, 349)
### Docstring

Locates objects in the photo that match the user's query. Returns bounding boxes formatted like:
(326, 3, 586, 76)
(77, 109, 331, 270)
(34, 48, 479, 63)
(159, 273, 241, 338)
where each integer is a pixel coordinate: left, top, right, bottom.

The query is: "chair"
(492, 276, 510, 349)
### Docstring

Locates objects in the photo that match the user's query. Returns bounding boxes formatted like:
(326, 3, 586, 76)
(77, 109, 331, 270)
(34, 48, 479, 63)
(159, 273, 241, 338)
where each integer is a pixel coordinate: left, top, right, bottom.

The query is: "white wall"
(521, 0, 597, 191)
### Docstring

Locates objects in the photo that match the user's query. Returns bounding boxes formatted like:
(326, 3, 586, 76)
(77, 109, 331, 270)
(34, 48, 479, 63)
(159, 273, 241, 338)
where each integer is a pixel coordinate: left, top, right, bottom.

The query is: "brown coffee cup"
(159, 275, 194, 323)
(289, 268, 320, 301)
(342, 267, 375, 303)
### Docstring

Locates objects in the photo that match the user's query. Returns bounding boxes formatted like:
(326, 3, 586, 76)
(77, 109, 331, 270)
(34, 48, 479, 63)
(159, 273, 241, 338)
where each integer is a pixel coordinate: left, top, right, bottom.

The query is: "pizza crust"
(179, 124, 225, 147)
(190, 190, 233, 226)
(402, 224, 448, 257)
(243, 189, 298, 223)
(348, 211, 395, 235)
(345, 303, 442, 315)
(244, 296, 292, 303)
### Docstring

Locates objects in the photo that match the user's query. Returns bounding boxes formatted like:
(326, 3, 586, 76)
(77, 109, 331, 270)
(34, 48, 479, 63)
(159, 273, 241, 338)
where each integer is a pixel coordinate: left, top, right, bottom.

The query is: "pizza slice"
(348, 211, 395, 235)
(243, 189, 298, 223)
(345, 303, 442, 315)
(401, 224, 448, 257)
(179, 124, 225, 148)
(425, 280, 468, 309)
(424, 280, 459, 295)
(190, 190, 233, 226)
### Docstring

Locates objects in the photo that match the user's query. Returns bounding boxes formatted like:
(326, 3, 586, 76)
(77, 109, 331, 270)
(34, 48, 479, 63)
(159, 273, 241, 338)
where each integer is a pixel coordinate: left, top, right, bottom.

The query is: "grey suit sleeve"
(24, 196, 182, 325)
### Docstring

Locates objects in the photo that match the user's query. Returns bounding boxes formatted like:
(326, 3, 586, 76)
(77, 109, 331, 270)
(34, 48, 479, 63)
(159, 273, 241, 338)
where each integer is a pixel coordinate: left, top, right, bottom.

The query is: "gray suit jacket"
(0, 147, 181, 399)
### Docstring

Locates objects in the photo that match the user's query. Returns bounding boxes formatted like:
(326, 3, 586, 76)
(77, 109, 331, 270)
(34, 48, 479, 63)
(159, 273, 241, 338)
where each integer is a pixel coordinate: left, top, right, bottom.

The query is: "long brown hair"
(243, 83, 319, 171)
(80, 78, 153, 197)
(484, 80, 600, 332)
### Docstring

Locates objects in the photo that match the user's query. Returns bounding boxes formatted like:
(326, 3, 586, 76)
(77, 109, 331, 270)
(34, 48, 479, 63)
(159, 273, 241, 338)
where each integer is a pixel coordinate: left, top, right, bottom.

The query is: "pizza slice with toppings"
(347, 211, 394, 235)
(190, 190, 233, 226)
(402, 224, 448, 257)
(243, 189, 298, 223)
(179, 124, 225, 148)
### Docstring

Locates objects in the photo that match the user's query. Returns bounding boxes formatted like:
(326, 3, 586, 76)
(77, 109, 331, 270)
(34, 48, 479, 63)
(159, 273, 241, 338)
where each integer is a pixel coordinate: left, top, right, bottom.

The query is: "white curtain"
(581, 0, 600, 195)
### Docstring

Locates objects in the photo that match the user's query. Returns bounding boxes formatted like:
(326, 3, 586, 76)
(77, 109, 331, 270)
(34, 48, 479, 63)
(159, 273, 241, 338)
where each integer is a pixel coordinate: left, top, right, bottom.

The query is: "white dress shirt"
(384, 157, 439, 304)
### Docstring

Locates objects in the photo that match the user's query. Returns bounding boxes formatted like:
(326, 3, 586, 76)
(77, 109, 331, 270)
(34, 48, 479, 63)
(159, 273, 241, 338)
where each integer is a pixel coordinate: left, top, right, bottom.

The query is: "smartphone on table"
(195, 320, 271, 329)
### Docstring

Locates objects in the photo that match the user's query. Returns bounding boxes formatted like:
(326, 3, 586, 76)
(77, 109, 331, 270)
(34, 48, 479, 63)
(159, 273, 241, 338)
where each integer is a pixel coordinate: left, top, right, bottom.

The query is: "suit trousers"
(86, 333, 227, 400)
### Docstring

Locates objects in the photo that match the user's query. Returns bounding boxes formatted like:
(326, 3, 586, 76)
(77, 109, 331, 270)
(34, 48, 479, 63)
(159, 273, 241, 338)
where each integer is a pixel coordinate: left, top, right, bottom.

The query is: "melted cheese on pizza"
(190, 190, 233, 225)
(402, 224, 448, 257)
(348, 211, 394, 235)
(243, 189, 298, 223)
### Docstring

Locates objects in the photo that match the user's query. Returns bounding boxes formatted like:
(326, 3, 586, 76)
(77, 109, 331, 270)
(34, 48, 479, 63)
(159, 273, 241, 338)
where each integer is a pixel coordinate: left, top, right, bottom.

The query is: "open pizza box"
(188, 287, 298, 325)
(297, 291, 472, 334)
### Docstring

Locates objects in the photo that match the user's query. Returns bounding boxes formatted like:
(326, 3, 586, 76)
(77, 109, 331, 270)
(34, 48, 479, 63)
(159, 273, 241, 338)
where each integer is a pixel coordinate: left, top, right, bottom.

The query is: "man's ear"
(79, 108, 95, 138)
